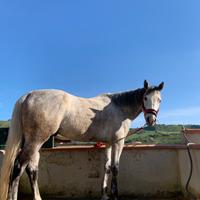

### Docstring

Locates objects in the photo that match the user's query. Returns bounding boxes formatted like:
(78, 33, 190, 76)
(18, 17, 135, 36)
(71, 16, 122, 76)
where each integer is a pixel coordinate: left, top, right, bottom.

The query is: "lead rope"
(182, 126, 196, 200)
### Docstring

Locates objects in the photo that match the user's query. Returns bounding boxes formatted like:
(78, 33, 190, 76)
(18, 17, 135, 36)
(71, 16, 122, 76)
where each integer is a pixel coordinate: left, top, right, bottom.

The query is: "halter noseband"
(142, 102, 159, 117)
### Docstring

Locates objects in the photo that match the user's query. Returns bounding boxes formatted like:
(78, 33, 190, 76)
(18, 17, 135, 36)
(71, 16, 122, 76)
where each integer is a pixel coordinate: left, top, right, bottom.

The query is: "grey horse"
(0, 80, 164, 200)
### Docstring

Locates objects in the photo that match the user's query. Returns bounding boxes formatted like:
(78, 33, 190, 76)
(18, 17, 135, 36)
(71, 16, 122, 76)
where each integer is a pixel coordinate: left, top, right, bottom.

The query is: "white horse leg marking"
(26, 152, 42, 200)
(101, 145, 112, 200)
(111, 139, 125, 200)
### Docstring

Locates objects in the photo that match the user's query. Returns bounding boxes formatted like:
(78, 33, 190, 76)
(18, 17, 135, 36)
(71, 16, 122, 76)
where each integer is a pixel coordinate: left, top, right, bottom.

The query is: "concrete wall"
(1, 145, 200, 198)
(179, 128, 200, 198)
(178, 147, 200, 198)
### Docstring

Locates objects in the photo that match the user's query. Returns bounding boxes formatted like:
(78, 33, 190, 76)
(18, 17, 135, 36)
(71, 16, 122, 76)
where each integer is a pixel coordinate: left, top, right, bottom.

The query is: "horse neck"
(110, 88, 146, 120)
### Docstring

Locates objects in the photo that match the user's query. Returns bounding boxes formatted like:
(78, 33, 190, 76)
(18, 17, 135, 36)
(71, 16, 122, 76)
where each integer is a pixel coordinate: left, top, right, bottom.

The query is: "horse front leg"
(110, 139, 125, 200)
(101, 145, 112, 200)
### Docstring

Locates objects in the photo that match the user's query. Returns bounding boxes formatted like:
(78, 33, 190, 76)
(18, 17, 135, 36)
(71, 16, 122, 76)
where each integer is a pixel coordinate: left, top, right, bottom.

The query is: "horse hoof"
(101, 195, 110, 200)
(110, 196, 119, 200)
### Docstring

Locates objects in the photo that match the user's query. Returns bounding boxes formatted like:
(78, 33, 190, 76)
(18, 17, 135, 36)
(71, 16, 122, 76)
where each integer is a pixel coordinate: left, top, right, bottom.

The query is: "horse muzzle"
(146, 115, 156, 126)
(142, 104, 158, 126)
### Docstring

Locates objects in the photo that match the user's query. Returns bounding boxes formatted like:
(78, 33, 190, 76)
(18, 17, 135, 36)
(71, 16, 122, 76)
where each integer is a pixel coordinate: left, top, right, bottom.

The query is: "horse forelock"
(145, 86, 161, 95)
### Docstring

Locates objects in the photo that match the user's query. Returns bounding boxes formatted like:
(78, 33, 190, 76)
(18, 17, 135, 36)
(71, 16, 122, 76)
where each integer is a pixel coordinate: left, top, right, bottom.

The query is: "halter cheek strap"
(142, 103, 159, 117)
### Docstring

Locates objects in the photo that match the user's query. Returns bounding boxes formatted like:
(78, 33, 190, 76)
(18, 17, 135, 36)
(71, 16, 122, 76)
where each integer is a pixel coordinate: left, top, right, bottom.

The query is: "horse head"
(142, 80, 164, 126)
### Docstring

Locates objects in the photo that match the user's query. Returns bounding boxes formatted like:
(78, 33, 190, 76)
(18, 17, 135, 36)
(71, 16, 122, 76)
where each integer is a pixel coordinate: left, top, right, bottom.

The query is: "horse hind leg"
(8, 144, 41, 200)
(26, 152, 42, 200)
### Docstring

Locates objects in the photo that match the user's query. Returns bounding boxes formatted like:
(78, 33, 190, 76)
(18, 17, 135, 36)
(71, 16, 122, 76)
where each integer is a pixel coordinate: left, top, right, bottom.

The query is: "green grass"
(0, 120, 10, 128)
(126, 130, 182, 144)
(126, 124, 184, 144)
(126, 124, 200, 144)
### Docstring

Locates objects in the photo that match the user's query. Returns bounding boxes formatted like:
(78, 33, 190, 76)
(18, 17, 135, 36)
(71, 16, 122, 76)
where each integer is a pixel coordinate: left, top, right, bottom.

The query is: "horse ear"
(158, 82, 164, 90)
(144, 80, 149, 90)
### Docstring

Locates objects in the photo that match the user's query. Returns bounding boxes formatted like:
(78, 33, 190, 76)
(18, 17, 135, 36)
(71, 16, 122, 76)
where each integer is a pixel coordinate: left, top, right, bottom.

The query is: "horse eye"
(144, 97, 147, 101)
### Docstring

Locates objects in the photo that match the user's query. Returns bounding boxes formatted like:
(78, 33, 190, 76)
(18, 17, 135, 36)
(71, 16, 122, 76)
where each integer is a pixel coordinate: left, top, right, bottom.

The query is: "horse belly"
(57, 124, 112, 142)
(58, 111, 96, 141)
(56, 95, 122, 143)
(58, 115, 118, 143)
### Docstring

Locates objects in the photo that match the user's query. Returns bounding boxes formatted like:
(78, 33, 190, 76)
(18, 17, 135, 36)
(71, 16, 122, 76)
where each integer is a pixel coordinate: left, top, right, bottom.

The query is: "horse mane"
(107, 86, 159, 107)
(107, 88, 146, 107)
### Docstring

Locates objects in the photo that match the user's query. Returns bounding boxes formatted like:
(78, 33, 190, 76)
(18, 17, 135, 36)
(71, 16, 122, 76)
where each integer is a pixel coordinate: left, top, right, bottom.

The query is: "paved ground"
(21, 199, 181, 200)
(20, 197, 183, 200)
(20, 193, 184, 200)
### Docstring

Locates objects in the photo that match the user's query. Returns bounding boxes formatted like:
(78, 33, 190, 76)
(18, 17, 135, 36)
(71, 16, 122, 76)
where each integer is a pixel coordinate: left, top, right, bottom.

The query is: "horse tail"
(0, 97, 24, 200)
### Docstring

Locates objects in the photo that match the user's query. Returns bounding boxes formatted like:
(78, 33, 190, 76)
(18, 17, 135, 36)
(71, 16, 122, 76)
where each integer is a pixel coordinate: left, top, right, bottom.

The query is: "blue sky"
(0, 1, 200, 126)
